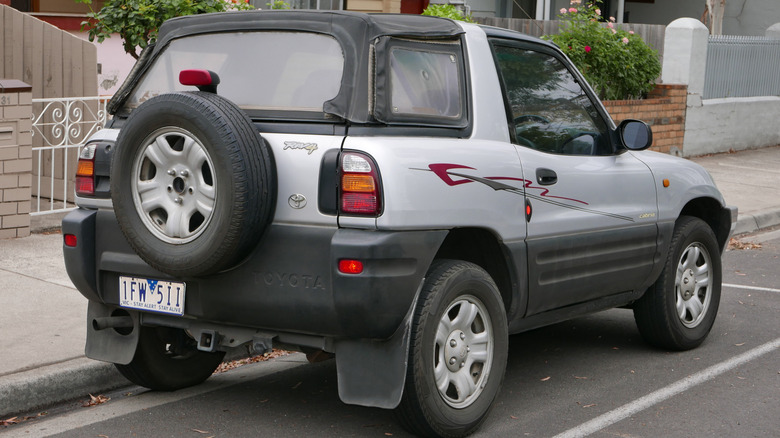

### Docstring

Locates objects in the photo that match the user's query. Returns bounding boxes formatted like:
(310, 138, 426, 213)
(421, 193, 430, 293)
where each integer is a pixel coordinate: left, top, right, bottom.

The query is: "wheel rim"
(675, 242, 713, 328)
(131, 127, 217, 244)
(433, 294, 494, 409)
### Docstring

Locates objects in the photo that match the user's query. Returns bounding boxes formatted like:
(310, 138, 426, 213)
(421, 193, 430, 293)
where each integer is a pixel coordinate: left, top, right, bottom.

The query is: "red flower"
(584, 46, 592, 53)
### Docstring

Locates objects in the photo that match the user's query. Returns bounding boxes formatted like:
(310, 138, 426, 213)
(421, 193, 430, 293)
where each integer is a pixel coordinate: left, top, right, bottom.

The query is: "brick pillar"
(0, 79, 33, 239)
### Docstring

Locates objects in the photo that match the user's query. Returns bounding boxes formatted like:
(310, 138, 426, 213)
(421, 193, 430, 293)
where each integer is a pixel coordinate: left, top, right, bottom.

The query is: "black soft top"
(109, 10, 465, 122)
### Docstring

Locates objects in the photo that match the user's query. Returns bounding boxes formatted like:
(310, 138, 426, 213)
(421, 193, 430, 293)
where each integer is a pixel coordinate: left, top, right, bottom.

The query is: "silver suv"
(64, 10, 737, 438)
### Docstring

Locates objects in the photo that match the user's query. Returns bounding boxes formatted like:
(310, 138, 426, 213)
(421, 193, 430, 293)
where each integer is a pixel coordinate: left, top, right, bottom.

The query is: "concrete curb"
(733, 208, 780, 236)
(0, 358, 130, 418)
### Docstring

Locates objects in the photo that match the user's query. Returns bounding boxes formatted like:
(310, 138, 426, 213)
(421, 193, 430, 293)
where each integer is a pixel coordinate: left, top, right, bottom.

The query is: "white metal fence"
(31, 96, 109, 215)
(704, 35, 780, 99)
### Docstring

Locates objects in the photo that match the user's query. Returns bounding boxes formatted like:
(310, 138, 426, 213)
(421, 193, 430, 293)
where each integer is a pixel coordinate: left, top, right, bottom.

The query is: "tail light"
(75, 143, 97, 196)
(340, 152, 382, 216)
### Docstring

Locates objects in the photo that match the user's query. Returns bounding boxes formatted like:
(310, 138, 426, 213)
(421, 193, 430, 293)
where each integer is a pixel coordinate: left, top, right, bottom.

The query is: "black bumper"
(63, 209, 446, 339)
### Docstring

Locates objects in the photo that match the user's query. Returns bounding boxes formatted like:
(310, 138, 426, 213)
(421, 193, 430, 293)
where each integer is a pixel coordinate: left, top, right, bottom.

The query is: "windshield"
(127, 31, 345, 113)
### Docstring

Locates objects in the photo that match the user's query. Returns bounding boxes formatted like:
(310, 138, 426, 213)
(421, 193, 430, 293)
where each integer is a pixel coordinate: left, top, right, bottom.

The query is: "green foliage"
(266, 0, 290, 8)
(544, 1, 660, 100)
(421, 4, 474, 23)
(78, 0, 254, 59)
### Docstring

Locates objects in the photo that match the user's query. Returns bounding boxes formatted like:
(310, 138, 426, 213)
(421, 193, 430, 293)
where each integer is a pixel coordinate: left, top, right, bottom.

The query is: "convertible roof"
(156, 10, 465, 44)
(109, 11, 465, 119)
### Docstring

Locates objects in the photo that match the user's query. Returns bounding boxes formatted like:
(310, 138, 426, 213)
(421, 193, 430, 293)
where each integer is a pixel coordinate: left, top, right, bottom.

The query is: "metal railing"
(31, 96, 110, 215)
(704, 35, 780, 99)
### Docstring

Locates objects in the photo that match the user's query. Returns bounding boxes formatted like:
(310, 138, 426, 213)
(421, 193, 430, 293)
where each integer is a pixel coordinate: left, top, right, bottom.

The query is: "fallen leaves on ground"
(540, 376, 551, 381)
(83, 394, 110, 407)
(729, 238, 762, 250)
(0, 417, 19, 426)
(2, 412, 48, 427)
(214, 349, 290, 374)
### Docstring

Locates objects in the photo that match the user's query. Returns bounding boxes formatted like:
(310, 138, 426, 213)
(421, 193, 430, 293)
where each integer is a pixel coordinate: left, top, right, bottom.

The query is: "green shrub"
(422, 4, 474, 23)
(267, 0, 291, 9)
(544, 1, 660, 100)
(78, 0, 254, 59)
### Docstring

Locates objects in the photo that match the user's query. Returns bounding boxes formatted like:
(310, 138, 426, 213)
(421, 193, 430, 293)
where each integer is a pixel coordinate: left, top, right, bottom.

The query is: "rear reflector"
(338, 259, 364, 274)
(64, 234, 77, 247)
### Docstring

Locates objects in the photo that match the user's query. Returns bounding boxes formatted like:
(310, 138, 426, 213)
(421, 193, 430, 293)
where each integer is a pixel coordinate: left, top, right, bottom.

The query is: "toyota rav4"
(64, 10, 737, 438)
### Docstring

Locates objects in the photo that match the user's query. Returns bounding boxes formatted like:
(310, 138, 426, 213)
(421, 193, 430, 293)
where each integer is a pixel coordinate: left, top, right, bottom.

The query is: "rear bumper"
(63, 208, 446, 340)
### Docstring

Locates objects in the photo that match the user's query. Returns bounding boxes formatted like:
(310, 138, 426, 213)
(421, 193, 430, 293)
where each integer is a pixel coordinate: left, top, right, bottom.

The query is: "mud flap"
(85, 301, 140, 365)
(334, 282, 422, 409)
(334, 320, 410, 409)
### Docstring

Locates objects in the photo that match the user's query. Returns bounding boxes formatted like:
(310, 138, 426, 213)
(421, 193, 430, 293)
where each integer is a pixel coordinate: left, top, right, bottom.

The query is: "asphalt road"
(4, 230, 779, 438)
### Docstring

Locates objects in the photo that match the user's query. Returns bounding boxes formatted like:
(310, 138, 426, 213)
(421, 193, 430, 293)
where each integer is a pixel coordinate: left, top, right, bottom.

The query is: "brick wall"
(602, 84, 688, 156)
(0, 79, 33, 239)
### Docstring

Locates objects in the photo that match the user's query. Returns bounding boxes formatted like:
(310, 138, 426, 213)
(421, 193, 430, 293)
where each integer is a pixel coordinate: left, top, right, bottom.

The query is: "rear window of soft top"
(127, 31, 345, 114)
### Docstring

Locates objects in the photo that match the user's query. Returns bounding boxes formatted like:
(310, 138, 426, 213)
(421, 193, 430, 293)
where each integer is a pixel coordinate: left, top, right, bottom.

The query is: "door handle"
(536, 168, 557, 185)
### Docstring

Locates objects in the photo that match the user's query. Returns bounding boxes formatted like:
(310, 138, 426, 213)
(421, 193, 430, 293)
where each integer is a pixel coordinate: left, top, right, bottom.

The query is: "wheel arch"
(433, 227, 524, 319)
(679, 197, 734, 254)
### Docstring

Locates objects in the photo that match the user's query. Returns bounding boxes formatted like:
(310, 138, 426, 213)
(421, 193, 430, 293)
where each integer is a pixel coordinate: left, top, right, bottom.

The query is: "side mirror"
(617, 119, 652, 151)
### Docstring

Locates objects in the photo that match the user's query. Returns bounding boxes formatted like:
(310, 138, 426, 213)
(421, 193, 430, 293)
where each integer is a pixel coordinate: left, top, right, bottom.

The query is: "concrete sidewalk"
(1, 145, 779, 419)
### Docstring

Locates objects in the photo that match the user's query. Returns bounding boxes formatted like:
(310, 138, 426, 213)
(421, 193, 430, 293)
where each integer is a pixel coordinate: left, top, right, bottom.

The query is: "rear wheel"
(395, 260, 508, 438)
(633, 216, 722, 350)
(115, 326, 225, 391)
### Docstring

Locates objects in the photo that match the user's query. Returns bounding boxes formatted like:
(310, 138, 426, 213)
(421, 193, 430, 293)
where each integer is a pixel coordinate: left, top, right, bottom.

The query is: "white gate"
(31, 97, 109, 215)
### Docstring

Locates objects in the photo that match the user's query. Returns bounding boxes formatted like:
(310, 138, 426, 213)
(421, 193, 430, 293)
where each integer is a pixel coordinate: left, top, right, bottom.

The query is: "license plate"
(119, 276, 185, 316)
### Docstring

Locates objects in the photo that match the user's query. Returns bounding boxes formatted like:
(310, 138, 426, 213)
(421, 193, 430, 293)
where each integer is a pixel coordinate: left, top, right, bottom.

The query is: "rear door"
(490, 40, 659, 315)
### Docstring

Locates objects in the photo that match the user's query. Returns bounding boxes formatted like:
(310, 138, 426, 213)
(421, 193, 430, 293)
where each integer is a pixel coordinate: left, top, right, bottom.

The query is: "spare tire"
(111, 92, 275, 277)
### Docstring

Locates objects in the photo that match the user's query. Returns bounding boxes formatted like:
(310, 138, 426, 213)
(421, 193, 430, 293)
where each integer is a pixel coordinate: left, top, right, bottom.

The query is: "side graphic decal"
(417, 163, 634, 222)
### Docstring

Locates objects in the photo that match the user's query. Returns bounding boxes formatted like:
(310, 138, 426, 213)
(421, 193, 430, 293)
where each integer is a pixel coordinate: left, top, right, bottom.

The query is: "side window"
(491, 43, 611, 156)
(373, 37, 467, 128)
(389, 48, 462, 118)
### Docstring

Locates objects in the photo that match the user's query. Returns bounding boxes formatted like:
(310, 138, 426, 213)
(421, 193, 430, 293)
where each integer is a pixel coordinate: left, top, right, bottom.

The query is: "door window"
(491, 43, 611, 156)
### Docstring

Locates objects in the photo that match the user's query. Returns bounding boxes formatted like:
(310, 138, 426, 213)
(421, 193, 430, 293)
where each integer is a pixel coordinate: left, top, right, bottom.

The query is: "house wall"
(347, 0, 400, 12)
(70, 31, 136, 96)
(0, 80, 33, 239)
(0, 4, 98, 99)
(625, 0, 780, 36)
(37, 0, 98, 14)
(683, 96, 780, 156)
(663, 17, 780, 157)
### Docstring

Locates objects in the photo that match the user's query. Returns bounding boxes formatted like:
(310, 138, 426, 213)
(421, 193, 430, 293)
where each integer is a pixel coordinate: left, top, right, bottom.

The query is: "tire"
(633, 216, 722, 351)
(111, 92, 275, 277)
(395, 260, 508, 438)
(115, 326, 225, 391)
